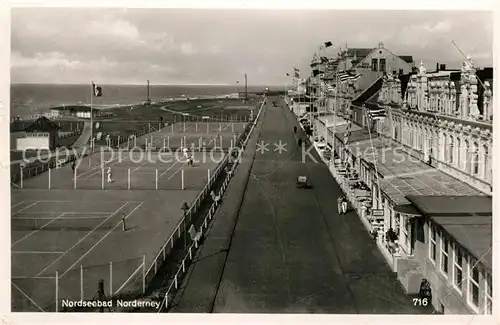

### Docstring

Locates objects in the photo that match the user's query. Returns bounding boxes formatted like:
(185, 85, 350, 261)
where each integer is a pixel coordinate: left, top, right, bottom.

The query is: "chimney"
(440, 64, 446, 71)
(436, 62, 439, 72)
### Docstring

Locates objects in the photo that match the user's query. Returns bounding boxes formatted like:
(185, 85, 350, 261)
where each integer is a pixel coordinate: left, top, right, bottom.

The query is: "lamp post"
(181, 202, 189, 249)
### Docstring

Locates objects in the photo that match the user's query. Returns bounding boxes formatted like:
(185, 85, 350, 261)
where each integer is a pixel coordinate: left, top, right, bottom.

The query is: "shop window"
(468, 257, 480, 309)
(484, 273, 492, 314)
(440, 235, 449, 276)
(452, 243, 463, 292)
(429, 225, 437, 262)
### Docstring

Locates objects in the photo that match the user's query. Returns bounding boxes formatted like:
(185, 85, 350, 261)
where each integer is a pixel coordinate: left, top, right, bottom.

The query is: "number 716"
(413, 298, 429, 306)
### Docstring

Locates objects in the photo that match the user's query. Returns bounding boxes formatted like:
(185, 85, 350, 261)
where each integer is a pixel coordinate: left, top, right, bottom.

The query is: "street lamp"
(181, 202, 190, 249)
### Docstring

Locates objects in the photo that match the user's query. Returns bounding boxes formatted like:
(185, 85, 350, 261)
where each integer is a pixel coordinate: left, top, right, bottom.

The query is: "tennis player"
(107, 167, 113, 183)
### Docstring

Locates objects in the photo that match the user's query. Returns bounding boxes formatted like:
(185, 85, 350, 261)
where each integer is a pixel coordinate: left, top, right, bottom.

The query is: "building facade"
(297, 47, 493, 314)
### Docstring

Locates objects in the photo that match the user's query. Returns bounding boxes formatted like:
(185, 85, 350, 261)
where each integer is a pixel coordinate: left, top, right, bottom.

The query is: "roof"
(23, 116, 61, 132)
(405, 196, 492, 216)
(335, 127, 373, 143)
(347, 48, 373, 58)
(342, 137, 484, 205)
(406, 195, 492, 270)
(51, 105, 92, 112)
(398, 55, 414, 63)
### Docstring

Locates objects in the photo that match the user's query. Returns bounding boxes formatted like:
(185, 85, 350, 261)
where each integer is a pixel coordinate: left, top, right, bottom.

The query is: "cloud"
(10, 9, 493, 85)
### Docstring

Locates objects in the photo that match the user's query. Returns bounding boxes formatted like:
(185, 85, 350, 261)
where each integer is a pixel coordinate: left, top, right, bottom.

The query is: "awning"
(393, 204, 421, 217)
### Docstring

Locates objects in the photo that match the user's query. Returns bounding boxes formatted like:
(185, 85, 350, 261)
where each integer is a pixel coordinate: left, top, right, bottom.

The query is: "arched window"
(472, 142, 479, 176)
(444, 134, 449, 162)
(456, 137, 461, 168)
(465, 140, 471, 173)
(484, 144, 491, 182)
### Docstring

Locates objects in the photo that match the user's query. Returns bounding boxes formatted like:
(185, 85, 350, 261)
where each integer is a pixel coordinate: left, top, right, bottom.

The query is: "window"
(484, 273, 492, 314)
(379, 59, 386, 72)
(444, 135, 448, 161)
(472, 143, 479, 175)
(484, 145, 491, 182)
(371, 58, 378, 72)
(440, 235, 449, 275)
(468, 257, 480, 309)
(449, 135, 454, 164)
(429, 225, 437, 262)
(453, 244, 463, 292)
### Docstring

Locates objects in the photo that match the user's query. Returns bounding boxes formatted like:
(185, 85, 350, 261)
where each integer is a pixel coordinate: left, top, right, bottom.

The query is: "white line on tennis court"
(11, 201, 26, 209)
(11, 282, 45, 312)
(12, 251, 64, 254)
(11, 212, 67, 247)
(60, 201, 144, 277)
(13, 212, 111, 217)
(35, 203, 129, 277)
(156, 159, 182, 179)
(12, 201, 40, 215)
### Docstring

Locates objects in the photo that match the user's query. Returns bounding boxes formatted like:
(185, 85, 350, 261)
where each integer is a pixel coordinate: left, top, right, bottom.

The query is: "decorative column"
(483, 81, 492, 121)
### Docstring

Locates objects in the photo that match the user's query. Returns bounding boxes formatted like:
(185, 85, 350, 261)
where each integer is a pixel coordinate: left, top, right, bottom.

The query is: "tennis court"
(11, 188, 200, 312)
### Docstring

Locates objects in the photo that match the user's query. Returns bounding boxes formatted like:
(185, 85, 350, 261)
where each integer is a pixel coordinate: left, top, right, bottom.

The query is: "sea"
(10, 84, 266, 117)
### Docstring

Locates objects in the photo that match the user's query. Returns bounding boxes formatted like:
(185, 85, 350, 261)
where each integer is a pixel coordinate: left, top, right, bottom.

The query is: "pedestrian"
(337, 196, 343, 214)
(107, 167, 113, 183)
(341, 196, 348, 214)
(71, 161, 76, 173)
(298, 138, 302, 148)
(183, 147, 189, 159)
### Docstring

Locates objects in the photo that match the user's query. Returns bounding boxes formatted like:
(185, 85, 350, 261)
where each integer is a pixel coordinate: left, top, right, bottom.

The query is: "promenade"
(172, 96, 429, 313)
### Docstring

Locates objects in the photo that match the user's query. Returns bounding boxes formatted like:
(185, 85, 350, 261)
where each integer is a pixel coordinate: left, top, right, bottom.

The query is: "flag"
(324, 41, 333, 48)
(347, 73, 362, 81)
(337, 71, 350, 82)
(366, 105, 387, 121)
(93, 83, 102, 97)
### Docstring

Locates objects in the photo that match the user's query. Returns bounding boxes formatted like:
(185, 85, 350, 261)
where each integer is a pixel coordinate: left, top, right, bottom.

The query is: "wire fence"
(156, 98, 265, 312)
(10, 100, 263, 313)
(11, 256, 145, 312)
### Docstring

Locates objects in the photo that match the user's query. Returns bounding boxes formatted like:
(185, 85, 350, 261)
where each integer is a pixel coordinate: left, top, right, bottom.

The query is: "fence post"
(101, 169, 104, 190)
(207, 169, 210, 184)
(55, 271, 59, 312)
(232, 123, 234, 133)
(181, 169, 184, 190)
(167, 136, 170, 148)
(20, 168, 23, 189)
(142, 254, 146, 294)
(207, 122, 209, 133)
(219, 123, 222, 132)
(156, 169, 158, 190)
(109, 262, 113, 296)
(171, 123, 174, 133)
(80, 265, 83, 300)
(182, 259, 185, 272)
(128, 169, 131, 190)
(74, 168, 76, 189)
(189, 247, 192, 260)
(163, 137, 166, 149)
(48, 168, 51, 189)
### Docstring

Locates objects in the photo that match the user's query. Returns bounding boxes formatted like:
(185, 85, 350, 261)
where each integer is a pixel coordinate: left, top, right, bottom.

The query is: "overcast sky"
(11, 8, 493, 85)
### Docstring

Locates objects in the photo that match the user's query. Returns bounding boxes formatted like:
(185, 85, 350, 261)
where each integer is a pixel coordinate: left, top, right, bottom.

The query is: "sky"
(11, 8, 493, 85)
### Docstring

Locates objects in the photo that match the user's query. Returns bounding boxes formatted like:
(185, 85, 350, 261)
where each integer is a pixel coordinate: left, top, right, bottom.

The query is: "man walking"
(337, 196, 343, 214)
(341, 196, 348, 214)
(107, 166, 113, 183)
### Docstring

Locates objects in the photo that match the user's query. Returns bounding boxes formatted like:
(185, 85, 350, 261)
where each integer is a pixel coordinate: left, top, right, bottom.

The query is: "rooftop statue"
(418, 60, 426, 75)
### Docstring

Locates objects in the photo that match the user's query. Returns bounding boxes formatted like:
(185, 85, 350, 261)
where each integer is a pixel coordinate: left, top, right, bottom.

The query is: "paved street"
(173, 96, 429, 313)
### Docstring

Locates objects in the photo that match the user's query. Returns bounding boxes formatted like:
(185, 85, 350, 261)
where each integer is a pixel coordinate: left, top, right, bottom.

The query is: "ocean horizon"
(10, 83, 282, 117)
